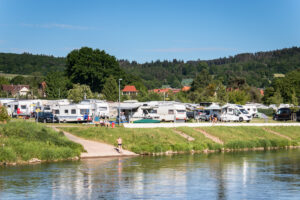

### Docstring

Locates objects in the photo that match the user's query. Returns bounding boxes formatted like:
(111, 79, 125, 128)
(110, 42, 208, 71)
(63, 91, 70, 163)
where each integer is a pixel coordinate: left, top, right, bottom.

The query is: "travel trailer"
(53, 103, 92, 123)
(82, 99, 109, 118)
(6, 100, 42, 117)
(148, 103, 186, 122)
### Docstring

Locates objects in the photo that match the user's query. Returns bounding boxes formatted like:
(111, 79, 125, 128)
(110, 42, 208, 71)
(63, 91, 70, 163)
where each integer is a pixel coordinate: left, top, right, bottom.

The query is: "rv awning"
(205, 104, 221, 110)
(114, 105, 140, 110)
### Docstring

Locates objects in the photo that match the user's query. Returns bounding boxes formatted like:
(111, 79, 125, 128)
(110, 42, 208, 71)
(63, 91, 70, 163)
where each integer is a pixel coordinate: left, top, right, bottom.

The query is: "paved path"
(195, 128, 224, 145)
(173, 129, 195, 141)
(51, 127, 137, 158)
(124, 122, 300, 128)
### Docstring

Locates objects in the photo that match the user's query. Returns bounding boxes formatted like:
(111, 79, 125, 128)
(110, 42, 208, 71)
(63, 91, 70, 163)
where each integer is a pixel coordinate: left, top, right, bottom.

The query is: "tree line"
(0, 47, 299, 105)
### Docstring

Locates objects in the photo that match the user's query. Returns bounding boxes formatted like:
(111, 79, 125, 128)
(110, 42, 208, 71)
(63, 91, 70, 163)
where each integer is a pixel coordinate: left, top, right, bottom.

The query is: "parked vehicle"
(199, 104, 221, 121)
(6, 100, 42, 118)
(221, 104, 252, 122)
(296, 110, 300, 122)
(36, 112, 59, 123)
(273, 108, 291, 121)
(53, 103, 93, 123)
(244, 104, 258, 118)
(148, 103, 186, 122)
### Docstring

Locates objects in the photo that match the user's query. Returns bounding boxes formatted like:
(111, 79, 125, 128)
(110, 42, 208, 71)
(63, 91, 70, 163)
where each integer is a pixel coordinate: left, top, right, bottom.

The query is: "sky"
(0, 0, 299, 62)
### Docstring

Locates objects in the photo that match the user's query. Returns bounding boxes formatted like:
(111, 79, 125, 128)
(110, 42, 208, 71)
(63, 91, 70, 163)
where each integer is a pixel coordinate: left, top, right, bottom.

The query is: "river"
(1, 149, 300, 200)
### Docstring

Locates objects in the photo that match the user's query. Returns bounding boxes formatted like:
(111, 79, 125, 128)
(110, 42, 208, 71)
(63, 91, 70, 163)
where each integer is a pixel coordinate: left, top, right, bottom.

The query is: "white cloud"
(21, 23, 94, 30)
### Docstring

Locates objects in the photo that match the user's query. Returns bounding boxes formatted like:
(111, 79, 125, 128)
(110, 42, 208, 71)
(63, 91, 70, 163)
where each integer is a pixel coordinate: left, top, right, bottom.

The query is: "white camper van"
(148, 103, 186, 122)
(53, 103, 92, 123)
(221, 104, 252, 122)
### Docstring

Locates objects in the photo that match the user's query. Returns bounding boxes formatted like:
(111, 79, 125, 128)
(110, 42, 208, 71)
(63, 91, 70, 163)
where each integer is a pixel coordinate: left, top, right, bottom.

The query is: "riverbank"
(0, 121, 83, 165)
(59, 125, 300, 155)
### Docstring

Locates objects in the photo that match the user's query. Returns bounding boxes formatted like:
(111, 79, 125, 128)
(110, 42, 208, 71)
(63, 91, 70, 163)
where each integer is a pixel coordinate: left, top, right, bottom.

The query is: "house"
(2, 85, 30, 97)
(182, 86, 191, 92)
(122, 85, 138, 96)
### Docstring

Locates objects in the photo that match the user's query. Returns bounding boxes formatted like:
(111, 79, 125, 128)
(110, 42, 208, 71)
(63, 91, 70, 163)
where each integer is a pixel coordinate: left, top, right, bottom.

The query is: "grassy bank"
(0, 121, 83, 164)
(60, 126, 300, 154)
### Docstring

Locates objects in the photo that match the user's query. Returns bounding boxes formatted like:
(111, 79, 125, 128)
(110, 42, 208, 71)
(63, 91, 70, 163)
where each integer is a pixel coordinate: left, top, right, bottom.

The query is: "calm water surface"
(1, 149, 300, 200)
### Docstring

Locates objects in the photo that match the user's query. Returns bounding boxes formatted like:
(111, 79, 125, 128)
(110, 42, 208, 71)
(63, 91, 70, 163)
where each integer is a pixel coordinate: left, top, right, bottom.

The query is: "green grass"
(61, 126, 222, 154)
(0, 121, 83, 163)
(60, 126, 300, 155)
(267, 127, 300, 142)
(201, 127, 296, 149)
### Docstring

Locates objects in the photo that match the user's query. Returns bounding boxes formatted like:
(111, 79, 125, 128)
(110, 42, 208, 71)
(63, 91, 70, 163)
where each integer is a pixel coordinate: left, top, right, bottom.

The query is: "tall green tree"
(67, 84, 93, 103)
(45, 72, 71, 99)
(102, 76, 118, 101)
(66, 47, 125, 93)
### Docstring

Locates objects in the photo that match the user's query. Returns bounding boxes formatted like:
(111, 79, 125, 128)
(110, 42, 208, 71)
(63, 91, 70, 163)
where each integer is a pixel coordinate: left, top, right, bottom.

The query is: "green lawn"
(201, 127, 297, 149)
(0, 121, 83, 163)
(267, 126, 300, 142)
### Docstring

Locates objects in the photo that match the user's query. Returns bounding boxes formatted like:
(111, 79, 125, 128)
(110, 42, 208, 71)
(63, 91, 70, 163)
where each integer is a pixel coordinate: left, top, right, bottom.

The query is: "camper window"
(177, 110, 185, 114)
(71, 109, 76, 114)
(228, 108, 233, 112)
(99, 107, 107, 111)
(21, 105, 26, 109)
(54, 110, 59, 114)
(149, 110, 157, 114)
(168, 110, 174, 114)
(64, 110, 69, 114)
(80, 109, 89, 115)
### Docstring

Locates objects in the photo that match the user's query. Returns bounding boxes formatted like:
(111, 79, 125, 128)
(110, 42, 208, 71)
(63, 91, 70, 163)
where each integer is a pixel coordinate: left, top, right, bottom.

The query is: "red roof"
(122, 85, 138, 92)
(150, 88, 181, 94)
(182, 86, 191, 92)
(2, 84, 30, 95)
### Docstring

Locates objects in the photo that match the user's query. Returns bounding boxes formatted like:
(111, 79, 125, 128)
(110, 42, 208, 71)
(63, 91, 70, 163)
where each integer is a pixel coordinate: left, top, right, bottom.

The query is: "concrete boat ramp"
(51, 127, 137, 158)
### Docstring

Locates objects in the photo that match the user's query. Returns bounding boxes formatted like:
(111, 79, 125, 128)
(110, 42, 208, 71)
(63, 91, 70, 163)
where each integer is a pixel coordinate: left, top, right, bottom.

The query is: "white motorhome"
(53, 103, 92, 123)
(221, 104, 252, 122)
(148, 103, 186, 122)
(244, 104, 258, 117)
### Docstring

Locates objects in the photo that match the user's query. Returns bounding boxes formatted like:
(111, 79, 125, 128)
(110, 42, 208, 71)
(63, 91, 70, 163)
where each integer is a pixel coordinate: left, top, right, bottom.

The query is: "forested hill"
(0, 52, 65, 75)
(120, 47, 300, 89)
(0, 47, 300, 88)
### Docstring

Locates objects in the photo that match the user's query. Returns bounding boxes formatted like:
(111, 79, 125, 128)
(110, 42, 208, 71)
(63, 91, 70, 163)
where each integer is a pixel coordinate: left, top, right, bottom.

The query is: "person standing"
(117, 137, 123, 153)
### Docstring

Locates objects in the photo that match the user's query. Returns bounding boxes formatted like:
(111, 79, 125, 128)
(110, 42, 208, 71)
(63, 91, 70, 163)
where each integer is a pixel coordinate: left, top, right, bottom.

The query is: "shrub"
(0, 106, 10, 122)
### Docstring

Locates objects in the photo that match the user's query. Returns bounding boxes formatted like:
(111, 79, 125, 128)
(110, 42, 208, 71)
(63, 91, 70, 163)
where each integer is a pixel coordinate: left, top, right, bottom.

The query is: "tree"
(191, 69, 212, 91)
(228, 90, 250, 105)
(10, 75, 26, 85)
(45, 72, 71, 99)
(67, 84, 93, 103)
(66, 47, 125, 93)
(102, 76, 118, 101)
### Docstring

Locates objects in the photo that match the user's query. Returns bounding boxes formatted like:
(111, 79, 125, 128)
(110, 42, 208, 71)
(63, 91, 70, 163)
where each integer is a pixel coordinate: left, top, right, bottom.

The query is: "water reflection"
(1, 149, 300, 199)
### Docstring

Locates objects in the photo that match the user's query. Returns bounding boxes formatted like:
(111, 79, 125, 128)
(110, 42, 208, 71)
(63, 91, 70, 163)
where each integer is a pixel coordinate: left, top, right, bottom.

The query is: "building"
(181, 86, 191, 92)
(1, 85, 30, 97)
(122, 85, 138, 96)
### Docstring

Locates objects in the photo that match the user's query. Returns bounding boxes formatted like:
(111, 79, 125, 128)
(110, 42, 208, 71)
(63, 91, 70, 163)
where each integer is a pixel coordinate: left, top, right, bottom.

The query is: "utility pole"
(118, 78, 122, 124)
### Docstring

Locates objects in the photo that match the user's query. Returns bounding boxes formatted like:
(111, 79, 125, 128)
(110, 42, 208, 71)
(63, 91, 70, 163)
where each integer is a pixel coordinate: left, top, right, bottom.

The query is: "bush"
(0, 147, 17, 162)
(258, 108, 274, 117)
(0, 106, 10, 122)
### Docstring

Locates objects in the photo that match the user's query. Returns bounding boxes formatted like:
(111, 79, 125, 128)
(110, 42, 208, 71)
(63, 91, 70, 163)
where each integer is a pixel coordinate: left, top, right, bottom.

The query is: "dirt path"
(263, 128, 292, 141)
(173, 129, 195, 141)
(51, 127, 137, 158)
(195, 128, 224, 145)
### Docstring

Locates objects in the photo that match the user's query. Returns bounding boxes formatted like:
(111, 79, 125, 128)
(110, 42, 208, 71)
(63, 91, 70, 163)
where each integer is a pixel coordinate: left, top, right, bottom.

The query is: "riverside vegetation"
(0, 121, 83, 164)
(61, 126, 300, 154)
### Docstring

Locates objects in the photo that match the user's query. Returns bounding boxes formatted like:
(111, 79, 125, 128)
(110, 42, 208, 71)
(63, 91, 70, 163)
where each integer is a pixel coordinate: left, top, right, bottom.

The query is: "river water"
(1, 149, 300, 200)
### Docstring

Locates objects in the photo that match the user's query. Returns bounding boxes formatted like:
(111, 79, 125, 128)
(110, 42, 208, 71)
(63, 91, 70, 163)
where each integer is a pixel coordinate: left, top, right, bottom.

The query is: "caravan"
(6, 100, 42, 117)
(53, 103, 92, 123)
(148, 103, 186, 122)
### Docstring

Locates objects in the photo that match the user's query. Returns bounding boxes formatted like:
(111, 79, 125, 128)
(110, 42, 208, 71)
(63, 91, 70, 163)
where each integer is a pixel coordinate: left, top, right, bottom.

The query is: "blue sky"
(0, 0, 299, 62)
